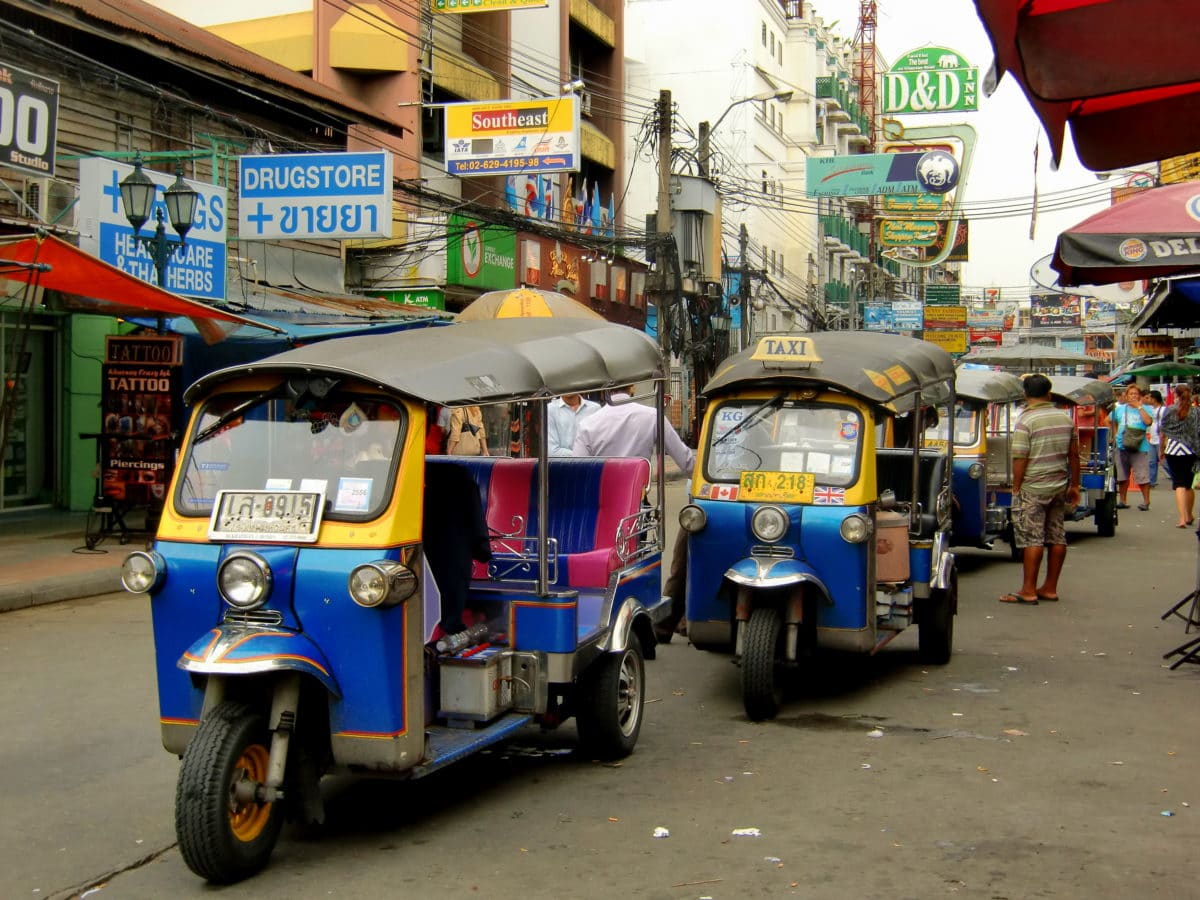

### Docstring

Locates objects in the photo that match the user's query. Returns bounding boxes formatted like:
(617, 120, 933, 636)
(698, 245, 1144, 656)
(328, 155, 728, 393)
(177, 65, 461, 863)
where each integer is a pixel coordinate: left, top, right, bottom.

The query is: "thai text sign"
(238, 151, 392, 240)
(924, 284, 961, 305)
(0, 62, 59, 176)
(433, 0, 547, 11)
(1031, 293, 1081, 328)
(880, 218, 941, 247)
(884, 46, 979, 114)
(445, 97, 579, 177)
(78, 157, 227, 302)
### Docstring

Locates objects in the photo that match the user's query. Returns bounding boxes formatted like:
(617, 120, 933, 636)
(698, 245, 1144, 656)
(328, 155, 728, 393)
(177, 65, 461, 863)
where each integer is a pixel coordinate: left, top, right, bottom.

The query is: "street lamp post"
(118, 153, 200, 289)
(698, 88, 794, 179)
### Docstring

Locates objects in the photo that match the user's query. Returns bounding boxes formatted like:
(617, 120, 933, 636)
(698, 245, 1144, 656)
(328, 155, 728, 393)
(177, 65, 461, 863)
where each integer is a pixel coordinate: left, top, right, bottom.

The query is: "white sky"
(149, 0, 1117, 298)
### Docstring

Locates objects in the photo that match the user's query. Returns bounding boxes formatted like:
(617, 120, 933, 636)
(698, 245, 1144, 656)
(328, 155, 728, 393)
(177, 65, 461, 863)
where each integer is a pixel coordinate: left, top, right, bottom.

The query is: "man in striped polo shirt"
(1001, 374, 1081, 605)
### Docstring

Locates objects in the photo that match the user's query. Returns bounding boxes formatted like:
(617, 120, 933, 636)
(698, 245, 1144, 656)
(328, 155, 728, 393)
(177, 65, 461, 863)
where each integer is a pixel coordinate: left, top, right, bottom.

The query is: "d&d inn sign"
(883, 46, 978, 115)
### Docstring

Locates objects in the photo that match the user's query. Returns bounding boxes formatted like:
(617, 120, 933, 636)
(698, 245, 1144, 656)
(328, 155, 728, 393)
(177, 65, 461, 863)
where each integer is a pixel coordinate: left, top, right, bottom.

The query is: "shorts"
(1116, 448, 1150, 485)
(1012, 490, 1067, 549)
(1166, 453, 1198, 490)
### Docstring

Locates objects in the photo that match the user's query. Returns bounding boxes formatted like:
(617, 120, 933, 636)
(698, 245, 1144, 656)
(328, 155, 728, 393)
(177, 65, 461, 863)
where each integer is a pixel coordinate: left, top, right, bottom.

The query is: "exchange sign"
(445, 96, 579, 177)
(239, 151, 393, 241)
(883, 46, 978, 115)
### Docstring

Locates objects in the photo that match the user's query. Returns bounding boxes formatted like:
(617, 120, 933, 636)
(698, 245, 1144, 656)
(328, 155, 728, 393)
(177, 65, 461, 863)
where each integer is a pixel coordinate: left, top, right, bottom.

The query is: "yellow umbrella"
(456, 287, 604, 321)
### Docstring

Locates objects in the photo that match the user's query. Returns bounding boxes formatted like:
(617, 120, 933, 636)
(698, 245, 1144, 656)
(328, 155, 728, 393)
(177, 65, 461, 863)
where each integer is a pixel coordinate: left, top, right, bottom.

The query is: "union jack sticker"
(708, 483, 740, 501)
(812, 486, 845, 505)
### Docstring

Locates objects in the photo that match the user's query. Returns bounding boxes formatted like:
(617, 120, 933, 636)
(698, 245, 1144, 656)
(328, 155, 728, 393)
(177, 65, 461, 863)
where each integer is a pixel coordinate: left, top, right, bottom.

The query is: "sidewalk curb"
(0, 568, 123, 613)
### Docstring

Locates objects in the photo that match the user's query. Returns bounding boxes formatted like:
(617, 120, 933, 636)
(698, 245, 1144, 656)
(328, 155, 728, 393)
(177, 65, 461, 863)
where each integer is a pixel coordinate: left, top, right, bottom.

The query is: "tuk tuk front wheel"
(918, 569, 957, 665)
(575, 645, 645, 760)
(742, 607, 784, 721)
(175, 701, 284, 884)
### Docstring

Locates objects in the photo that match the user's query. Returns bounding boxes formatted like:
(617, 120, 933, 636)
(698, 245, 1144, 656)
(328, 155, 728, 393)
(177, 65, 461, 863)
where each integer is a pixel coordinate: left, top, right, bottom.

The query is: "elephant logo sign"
(915, 150, 960, 195)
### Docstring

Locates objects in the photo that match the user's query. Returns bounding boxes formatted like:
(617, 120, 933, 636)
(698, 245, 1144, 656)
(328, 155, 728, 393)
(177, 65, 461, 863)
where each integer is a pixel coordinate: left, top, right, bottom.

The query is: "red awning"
(0, 234, 282, 343)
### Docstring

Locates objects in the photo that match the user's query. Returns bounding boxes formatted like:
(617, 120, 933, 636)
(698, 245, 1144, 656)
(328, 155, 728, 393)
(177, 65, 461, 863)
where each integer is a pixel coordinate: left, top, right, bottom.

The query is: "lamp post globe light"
(118, 153, 200, 288)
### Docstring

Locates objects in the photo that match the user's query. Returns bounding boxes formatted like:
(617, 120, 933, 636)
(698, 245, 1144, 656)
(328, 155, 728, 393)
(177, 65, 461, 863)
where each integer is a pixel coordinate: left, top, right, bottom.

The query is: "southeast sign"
(78, 157, 227, 302)
(238, 151, 393, 241)
(444, 96, 579, 177)
(432, 0, 547, 11)
(883, 46, 978, 114)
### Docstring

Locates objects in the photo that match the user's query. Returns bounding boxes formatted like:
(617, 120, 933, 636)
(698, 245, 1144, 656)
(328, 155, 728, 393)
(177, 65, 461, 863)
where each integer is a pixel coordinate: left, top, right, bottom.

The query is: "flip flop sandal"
(999, 592, 1038, 604)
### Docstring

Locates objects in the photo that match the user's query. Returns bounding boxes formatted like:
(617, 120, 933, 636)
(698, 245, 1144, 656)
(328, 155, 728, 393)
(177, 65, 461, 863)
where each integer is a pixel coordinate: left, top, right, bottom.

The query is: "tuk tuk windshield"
(930, 400, 980, 447)
(705, 399, 862, 486)
(175, 390, 406, 521)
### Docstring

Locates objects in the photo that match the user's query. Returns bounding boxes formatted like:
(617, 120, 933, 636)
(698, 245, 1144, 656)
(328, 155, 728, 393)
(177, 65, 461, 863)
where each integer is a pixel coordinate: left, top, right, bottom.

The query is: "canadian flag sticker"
(709, 483, 740, 501)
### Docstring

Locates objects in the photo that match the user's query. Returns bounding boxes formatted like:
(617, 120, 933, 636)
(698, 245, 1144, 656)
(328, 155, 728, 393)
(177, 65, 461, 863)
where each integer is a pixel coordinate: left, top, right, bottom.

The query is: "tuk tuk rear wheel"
(1096, 493, 1117, 537)
(575, 645, 645, 760)
(742, 607, 784, 721)
(175, 701, 284, 884)
(918, 569, 956, 665)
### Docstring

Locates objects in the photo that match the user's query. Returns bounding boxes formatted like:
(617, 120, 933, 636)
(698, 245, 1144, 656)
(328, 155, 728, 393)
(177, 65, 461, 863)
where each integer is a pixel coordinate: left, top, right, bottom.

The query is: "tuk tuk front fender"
(725, 557, 832, 603)
(180, 626, 341, 697)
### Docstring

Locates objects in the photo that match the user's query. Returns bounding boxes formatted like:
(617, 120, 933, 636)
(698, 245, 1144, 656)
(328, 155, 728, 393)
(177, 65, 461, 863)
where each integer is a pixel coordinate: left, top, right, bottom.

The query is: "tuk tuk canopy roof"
(953, 369, 1026, 404)
(185, 318, 665, 406)
(1048, 375, 1115, 408)
(703, 332, 955, 408)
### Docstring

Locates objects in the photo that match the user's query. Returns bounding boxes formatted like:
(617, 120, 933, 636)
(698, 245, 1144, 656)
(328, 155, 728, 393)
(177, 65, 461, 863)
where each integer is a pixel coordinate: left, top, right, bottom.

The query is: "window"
(762, 170, 769, 193)
(778, 112, 784, 133)
(762, 22, 767, 46)
(779, 252, 785, 274)
(770, 32, 775, 55)
(770, 249, 776, 273)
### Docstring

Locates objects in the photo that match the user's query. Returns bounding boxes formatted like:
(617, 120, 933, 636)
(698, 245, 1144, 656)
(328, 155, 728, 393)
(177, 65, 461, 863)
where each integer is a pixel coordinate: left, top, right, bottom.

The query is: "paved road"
(3, 487, 1199, 898)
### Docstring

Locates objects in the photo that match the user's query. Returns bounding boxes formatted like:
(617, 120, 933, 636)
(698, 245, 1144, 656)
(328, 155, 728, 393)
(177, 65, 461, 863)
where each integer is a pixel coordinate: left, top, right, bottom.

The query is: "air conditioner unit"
(23, 177, 76, 227)
(578, 90, 593, 116)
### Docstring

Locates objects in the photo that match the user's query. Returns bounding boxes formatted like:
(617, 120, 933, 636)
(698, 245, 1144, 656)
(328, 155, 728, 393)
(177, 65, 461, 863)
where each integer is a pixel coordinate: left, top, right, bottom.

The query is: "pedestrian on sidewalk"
(1000, 374, 1080, 606)
(1114, 384, 1154, 511)
(573, 386, 695, 642)
(547, 392, 599, 456)
(1147, 389, 1164, 487)
(1159, 383, 1200, 528)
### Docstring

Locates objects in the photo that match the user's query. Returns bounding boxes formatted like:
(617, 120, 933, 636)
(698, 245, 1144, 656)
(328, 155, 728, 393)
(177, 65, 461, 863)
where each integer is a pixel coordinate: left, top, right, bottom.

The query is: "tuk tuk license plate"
(209, 490, 325, 543)
(739, 471, 815, 504)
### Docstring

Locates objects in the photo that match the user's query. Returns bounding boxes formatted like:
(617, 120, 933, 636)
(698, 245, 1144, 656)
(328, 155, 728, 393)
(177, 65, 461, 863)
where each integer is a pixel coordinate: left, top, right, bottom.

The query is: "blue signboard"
(78, 157, 227, 302)
(806, 151, 960, 198)
(238, 151, 393, 240)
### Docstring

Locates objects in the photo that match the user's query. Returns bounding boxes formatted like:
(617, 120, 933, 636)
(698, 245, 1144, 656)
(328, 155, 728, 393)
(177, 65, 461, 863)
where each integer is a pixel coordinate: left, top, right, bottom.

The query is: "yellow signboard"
(444, 97, 579, 176)
(739, 471, 815, 504)
(880, 218, 941, 247)
(433, 0, 548, 12)
(924, 305, 968, 326)
(1160, 153, 1200, 185)
(923, 330, 968, 354)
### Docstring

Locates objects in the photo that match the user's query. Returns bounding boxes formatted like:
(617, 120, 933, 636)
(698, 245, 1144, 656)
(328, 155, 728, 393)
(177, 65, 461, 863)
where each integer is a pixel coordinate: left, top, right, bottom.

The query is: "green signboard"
(883, 46, 978, 114)
(446, 213, 517, 291)
(924, 283, 962, 305)
(806, 153, 925, 197)
(380, 288, 446, 310)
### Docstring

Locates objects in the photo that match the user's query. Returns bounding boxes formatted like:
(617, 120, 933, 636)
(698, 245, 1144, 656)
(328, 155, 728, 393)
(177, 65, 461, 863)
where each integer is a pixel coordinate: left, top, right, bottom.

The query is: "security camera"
(561, 79, 586, 94)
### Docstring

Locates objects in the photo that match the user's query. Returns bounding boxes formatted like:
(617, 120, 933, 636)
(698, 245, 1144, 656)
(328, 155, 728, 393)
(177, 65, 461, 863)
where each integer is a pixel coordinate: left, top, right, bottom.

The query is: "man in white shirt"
(547, 393, 599, 456)
(573, 388, 695, 642)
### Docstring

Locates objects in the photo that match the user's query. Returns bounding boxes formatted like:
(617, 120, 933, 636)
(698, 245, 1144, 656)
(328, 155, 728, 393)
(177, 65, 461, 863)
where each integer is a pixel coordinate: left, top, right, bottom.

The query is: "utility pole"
(698, 120, 711, 179)
(654, 89, 673, 352)
(739, 223, 751, 348)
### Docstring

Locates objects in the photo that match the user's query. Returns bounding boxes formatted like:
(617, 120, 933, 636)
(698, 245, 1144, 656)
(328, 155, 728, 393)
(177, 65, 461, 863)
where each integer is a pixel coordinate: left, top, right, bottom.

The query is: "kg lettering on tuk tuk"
(121, 318, 673, 883)
(678, 332, 958, 721)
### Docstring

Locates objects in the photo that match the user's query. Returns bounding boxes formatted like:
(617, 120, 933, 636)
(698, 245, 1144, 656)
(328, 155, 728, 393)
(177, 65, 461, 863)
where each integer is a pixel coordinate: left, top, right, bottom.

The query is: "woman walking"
(1113, 384, 1154, 511)
(1159, 383, 1200, 527)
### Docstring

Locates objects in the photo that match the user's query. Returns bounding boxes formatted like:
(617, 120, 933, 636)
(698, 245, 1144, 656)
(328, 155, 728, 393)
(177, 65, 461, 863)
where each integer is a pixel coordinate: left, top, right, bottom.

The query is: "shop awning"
(0, 233, 283, 342)
(1129, 278, 1200, 332)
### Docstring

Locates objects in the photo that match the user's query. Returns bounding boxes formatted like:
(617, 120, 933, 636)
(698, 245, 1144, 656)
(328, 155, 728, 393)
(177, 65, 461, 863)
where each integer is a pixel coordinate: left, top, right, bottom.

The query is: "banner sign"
(78, 158, 227, 302)
(445, 97, 579, 177)
(880, 218, 941, 247)
(923, 305, 967, 328)
(0, 62, 59, 176)
(806, 151, 961, 198)
(446, 212, 516, 290)
(967, 310, 1005, 329)
(101, 335, 182, 510)
(970, 329, 1003, 345)
(917, 219, 969, 262)
(864, 301, 922, 331)
(433, 0, 547, 11)
(238, 151, 392, 240)
(883, 46, 979, 114)
(923, 329, 968, 354)
(1083, 299, 1116, 326)
(1031, 293, 1081, 328)
(924, 283, 961, 305)
(893, 301, 923, 330)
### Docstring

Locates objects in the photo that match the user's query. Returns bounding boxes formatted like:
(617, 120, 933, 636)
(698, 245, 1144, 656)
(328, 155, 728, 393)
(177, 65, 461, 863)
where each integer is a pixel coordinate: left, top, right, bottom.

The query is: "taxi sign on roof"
(750, 335, 823, 366)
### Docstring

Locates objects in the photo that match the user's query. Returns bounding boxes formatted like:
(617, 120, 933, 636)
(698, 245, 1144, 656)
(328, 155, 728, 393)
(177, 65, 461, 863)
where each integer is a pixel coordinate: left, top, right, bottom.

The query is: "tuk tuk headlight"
(121, 550, 165, 594)
(349, 561, 418, 608)
(751, 506, 788, 543)
(967, 462, 985, 480)
(217, 551, 272, 610)
(840, 514, 872, 544)
(679, 504, 707, 533)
